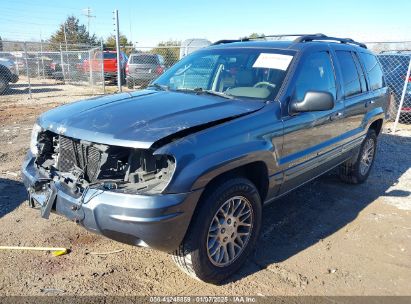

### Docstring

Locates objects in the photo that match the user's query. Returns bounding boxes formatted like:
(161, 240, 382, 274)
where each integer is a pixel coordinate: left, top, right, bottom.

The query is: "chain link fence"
(122, 45, 183, 90)
(368, 42, 411, 130)
(1, 39, 410, 130)
(0, 40, 105, 99)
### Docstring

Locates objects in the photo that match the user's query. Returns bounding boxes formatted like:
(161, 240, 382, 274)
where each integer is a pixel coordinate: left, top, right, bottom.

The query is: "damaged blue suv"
(22, 34, 389, 283)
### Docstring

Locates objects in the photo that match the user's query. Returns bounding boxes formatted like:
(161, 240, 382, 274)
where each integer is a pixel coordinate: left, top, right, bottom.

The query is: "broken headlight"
(30, 123, 42, 156)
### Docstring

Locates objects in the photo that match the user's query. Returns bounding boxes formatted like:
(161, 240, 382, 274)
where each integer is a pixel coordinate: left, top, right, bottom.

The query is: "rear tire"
(126, 79, 133, 89)
(339, 129, 377, 184)
(0, 76, 9, 95)
(172, 178, 262, 284)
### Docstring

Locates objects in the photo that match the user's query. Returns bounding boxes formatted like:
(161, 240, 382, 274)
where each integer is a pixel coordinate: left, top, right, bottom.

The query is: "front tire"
(172, 178, 262, 284)
(339, 129, 377, 184)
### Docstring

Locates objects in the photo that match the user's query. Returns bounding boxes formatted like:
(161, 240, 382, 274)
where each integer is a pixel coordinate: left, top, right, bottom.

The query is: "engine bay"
(34, 131, 175, 194)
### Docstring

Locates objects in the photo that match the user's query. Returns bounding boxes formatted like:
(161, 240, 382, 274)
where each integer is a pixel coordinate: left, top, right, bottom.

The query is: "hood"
(38, 90, 265, 149)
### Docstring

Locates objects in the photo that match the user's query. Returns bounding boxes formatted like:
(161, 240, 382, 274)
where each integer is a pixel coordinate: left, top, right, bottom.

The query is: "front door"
(279, 50, 346, 194)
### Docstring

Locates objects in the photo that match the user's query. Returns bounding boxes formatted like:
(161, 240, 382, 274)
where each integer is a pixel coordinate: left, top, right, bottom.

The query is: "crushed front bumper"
(21, 152, 202, 252)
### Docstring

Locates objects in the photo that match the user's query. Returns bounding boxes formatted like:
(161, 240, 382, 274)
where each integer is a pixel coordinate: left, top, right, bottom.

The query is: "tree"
(0, 36, 3, 51)
(104, 34, 132, 54)
(240, 33, 265, 40)
(49, 16, 97, 47)
(150, 40, 181, 67)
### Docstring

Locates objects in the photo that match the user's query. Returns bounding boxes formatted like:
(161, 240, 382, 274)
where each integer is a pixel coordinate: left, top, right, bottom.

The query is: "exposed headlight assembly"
(30, 123, 42, 156)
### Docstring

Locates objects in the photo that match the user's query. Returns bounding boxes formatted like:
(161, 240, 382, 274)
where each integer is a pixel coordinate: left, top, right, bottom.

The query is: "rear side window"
(294, 51, 337, 102)
(130, 55, 159, 65)
(352, 53, 368, 92)
(335, 51, 361, 98)
(360, 53, 384, 90)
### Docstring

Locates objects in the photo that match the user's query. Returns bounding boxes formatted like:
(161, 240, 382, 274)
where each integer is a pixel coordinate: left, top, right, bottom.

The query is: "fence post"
(59, 43, 66, 83)
(88, 49, 93, 87)
(393, 56, 411, 132)
(40, 40, 45, 79)
(23, 42, 32, 99)
(100, 40, 105, 94)
(114, 9, 122, 92)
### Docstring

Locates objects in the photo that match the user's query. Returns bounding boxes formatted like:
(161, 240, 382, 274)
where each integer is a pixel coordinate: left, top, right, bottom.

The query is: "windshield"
(153, 48, 294, 100)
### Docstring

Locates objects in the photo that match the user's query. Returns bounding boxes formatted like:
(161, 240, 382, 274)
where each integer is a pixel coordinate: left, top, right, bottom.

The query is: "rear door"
(358, 52, 387, 114)
(332, 49, 372, 135)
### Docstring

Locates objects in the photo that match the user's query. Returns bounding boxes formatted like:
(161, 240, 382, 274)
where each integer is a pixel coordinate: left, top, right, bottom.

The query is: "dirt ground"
(0, 86, 410, 296)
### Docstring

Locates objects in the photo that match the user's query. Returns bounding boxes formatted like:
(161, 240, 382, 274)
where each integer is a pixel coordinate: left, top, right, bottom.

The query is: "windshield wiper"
(148, 83, 169, 91)
(192, 88, 234, 99)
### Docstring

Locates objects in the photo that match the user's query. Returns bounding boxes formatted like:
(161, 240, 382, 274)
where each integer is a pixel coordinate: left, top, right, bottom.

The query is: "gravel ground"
(0, 87, 410, 296)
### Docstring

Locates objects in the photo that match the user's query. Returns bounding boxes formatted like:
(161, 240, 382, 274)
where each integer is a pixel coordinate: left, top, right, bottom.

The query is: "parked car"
(125, 53, 165, 88)
(22, 34, 389, 284)
(0, 58, 19, 94)
(82, 50, 128, 83)
(0, 52, 17, 61)
(179, 38, 212, 59)
(378, 51, 411, 120)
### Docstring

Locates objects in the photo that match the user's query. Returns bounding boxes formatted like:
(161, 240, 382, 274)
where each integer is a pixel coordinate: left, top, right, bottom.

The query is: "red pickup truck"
(82, 50, 128, 83)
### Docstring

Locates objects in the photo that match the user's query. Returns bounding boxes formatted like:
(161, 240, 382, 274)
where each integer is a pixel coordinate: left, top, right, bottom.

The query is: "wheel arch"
(369, 118, 383, 136)
(197, 160, 270, 206)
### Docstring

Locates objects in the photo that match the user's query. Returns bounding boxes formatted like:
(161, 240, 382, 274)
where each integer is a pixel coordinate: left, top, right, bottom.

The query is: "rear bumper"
(126, 74, 157, 83)
(104, 72, 120, 79)
(21, 152, 202, 252)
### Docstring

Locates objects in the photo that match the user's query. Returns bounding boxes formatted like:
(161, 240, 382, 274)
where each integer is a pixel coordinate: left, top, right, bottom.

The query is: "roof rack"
(251, 34, 316, 40)
(211, 39, 249, 45)
(294, 34, 367, 49)
(212, 34, 367, 49)
(212, 34, 316, 45)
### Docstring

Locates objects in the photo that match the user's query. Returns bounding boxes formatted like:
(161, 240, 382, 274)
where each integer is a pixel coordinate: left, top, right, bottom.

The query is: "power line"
(82, 7, 96, 33)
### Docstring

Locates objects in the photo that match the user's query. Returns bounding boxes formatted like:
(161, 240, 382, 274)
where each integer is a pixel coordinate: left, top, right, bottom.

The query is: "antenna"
(82, 7, 96, 33)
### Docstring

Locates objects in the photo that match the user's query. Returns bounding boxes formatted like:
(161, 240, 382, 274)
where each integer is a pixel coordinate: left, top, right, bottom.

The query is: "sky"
(1, 0, 411, 46)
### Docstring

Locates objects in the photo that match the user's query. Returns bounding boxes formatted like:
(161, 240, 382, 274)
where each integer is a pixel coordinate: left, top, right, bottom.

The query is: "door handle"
(330, 112, 343, 121)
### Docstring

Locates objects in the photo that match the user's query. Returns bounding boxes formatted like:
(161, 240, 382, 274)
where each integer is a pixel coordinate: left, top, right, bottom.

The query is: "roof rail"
(211, 39, 250, 45)
(250, 34, 321, 40)
(295, 34, 367, 49)
(212, 34, 319, 45)
(212, 34, 367, 49)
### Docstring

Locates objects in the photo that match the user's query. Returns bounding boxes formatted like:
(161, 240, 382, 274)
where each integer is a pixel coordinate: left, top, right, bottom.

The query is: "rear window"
(103, 53, 117, 59)
(360, 53, 384, 90)
(130, 55, 159, 64)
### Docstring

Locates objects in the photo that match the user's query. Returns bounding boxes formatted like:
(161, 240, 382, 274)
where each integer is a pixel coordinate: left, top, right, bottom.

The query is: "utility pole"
(114, 9, 122, 92)
(82, 7, 96, 33)
(63, 22, 68, 51)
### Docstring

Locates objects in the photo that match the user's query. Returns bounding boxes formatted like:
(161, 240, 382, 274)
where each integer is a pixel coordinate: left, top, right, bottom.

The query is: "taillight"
(125, 63, 129, 75)
(155, 65, 164, 75)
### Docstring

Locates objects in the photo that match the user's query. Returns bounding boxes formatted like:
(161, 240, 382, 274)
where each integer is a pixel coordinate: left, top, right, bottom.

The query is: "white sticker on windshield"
(252, 53, 293, 70)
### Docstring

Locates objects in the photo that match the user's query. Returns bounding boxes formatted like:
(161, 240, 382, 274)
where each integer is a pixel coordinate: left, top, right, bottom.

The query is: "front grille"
(57, 136, 102, 181)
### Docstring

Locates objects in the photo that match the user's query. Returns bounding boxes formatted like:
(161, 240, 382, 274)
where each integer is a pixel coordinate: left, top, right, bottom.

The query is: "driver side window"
(294, 52, 337, 102)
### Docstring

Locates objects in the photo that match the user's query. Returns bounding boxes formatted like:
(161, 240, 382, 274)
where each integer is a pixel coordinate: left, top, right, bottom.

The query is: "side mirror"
(290, 91, 335, 114)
